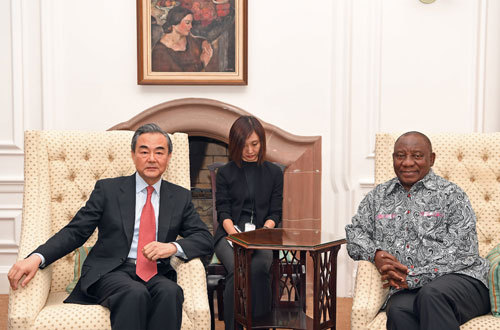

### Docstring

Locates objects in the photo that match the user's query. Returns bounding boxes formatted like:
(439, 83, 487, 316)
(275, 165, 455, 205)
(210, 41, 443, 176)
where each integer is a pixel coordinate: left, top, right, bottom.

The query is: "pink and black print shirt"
(346, 169, 489, 302)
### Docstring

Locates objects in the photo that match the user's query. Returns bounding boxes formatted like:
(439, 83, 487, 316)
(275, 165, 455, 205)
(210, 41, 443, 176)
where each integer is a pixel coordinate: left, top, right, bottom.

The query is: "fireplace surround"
(110, 98, 322, 232)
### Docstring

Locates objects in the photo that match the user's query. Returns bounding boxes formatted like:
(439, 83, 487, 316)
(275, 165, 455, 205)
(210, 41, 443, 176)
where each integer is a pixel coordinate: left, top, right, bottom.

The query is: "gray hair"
(131, 123, 173, 154)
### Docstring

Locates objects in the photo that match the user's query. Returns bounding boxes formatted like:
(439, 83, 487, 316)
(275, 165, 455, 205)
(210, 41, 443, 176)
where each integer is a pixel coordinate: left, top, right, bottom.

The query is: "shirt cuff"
(219, 213, 232, 223)
(32, 253, 45, 268)
(172, 242, 186, 259)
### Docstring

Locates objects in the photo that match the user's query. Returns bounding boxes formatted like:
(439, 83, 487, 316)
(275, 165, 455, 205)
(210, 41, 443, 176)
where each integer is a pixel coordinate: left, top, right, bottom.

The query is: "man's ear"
(430, 152, 436, 167)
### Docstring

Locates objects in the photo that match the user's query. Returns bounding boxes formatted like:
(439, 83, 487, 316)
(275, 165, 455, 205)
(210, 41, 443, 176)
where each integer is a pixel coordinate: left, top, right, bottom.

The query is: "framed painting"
(137, 0, 247, 85)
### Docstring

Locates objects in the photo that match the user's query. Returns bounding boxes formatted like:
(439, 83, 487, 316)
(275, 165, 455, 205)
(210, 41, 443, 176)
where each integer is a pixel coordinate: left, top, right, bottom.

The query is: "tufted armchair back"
(375, 133, 500, 257)
(350, 133, 500, 330)
(22, 131, 190, 291)
(9, 131, 210, 329)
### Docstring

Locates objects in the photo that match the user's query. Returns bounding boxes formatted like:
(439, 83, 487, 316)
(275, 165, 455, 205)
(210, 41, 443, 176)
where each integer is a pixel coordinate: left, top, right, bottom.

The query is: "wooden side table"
(227, 229, 346, 329)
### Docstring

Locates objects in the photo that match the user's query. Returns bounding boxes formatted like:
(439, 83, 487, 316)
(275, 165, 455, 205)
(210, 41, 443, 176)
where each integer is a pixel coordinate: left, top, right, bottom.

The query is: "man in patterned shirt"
(346, 131, 490, 330)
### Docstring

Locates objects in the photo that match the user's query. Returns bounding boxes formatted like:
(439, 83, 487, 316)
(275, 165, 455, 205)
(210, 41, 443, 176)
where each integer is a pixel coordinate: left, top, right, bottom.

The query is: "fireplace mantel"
(110, 98, 321, 231)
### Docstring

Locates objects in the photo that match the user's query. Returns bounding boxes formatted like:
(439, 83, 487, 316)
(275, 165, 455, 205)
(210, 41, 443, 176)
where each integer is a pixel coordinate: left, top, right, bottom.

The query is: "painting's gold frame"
(137, 0, 247, 85)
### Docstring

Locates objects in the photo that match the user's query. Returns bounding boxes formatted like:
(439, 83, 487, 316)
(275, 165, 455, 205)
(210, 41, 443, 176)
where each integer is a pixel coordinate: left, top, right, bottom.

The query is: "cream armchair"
(8, 131, 210, 329)
(351, 133, 500, 330)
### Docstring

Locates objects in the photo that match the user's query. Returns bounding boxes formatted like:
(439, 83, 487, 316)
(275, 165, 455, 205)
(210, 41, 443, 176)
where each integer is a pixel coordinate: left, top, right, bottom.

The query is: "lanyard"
(243, 165, 256, 224)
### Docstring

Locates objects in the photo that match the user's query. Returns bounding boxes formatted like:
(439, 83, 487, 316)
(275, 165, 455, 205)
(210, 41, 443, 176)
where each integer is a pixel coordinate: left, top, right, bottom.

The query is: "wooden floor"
(0, 294, 352, 330)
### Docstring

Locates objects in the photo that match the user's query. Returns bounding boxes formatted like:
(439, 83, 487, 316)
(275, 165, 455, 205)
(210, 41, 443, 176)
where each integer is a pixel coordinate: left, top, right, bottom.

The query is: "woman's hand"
(263, 220, 276, 229)
(222, 219, 238, 235)
(201, 40, 213, 67)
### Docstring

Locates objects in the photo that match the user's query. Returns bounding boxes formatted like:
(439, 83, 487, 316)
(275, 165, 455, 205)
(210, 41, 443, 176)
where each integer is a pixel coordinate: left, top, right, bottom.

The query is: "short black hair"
(131, 123, 173, 154)
(395, 131, 433, 153)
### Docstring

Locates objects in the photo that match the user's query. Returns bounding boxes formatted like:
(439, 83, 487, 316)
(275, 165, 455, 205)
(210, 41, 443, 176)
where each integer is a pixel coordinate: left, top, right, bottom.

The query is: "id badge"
(244, 222, 256, 232)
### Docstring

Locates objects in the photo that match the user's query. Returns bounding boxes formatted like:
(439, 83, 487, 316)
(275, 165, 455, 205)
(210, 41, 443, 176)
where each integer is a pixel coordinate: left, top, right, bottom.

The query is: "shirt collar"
(135, 172, 161, 195)
(386, 168, 437, 194)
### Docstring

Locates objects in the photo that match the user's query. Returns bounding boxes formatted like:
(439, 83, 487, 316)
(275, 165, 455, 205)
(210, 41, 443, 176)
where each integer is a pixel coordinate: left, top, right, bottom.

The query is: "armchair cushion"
(486, 244, 500, 317)
(66, 246, 93, 294)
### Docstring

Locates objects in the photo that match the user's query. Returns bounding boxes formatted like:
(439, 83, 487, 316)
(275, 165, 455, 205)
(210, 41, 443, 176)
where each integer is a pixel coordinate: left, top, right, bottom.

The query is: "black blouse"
(214, 160, 283, 244)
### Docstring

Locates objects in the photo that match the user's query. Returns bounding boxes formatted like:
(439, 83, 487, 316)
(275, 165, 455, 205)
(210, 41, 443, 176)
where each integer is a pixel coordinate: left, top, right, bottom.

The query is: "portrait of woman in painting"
(151, 0, 236, 73)
(152, 5, 214, 72)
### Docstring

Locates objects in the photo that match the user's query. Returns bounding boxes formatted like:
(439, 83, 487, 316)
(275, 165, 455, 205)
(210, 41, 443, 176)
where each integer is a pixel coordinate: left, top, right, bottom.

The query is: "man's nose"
(147, 153, 156, 162)
(401, 155, 414, 166)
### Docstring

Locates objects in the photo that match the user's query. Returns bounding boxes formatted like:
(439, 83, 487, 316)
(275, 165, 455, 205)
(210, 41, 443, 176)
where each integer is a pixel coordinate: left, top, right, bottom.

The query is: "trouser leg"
(145, 269, 184, 330)
(386, 290, 419, 330)
(88, 263, 184, 330)
(88, 263, 150, 330)
(250, 249, 273, 318)
(216, 238, 273, 330)
(216, 238, 236, 330)
(415, 274, 490, 330)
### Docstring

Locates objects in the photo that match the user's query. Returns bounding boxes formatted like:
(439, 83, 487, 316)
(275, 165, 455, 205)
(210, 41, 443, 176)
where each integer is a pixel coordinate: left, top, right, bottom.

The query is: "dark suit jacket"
(214, 161, 283, 244)
(32, 174, 214, 304)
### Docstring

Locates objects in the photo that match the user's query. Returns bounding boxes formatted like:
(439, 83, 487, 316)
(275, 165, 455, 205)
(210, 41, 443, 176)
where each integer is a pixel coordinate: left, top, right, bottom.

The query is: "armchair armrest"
(8, 267, 52, 329)
(351, 261, 389, 330)
(171, 256, 210, 330)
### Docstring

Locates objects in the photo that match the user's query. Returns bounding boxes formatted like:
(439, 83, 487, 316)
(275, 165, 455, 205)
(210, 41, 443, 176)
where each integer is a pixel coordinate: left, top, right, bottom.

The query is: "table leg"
(310, 245, 342, 330)
(233, 244, 254, 329)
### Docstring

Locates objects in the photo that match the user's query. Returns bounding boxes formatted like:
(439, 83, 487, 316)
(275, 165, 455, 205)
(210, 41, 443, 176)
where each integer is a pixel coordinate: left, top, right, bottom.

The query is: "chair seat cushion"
(367, 311, 500, 329)
(34, 292, 110, 330)
(461, 314, 500, 329)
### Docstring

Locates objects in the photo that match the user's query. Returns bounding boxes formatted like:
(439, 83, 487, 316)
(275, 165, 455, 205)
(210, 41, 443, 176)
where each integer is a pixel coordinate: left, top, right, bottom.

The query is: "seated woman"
(214, 115, 284, 330)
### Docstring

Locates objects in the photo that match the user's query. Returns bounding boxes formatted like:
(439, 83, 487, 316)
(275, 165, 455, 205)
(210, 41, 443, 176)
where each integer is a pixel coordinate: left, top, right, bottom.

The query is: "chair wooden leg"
(208, 289, 215, 330)
(216, 281, 225, 321)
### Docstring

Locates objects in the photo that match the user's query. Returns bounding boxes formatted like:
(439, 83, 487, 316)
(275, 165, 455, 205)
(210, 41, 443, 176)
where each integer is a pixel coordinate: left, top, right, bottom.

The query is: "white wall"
(1, 0, 499, 297)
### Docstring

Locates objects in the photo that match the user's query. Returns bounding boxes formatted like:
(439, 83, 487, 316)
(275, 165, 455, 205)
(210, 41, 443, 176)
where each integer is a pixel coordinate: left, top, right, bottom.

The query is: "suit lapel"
(158, 180, 173, 242)
(119, 174, 136, 248)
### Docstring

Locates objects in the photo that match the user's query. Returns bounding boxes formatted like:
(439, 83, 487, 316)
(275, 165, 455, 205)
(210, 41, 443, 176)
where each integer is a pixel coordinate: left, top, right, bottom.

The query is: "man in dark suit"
(8, 123, 214, 330)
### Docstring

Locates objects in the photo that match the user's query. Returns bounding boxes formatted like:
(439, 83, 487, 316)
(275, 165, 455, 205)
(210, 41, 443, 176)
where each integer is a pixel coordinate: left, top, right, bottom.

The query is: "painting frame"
(137, 0, 247, 85)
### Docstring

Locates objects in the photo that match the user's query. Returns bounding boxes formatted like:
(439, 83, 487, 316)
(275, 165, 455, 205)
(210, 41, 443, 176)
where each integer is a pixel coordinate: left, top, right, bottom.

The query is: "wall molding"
(40, 0, 61, 130)
(359, 179, 375, 190)
(3, 0, 25, 155)
(0, 208, 22, 248)
(0, 266, 13, 294)
(330, 0, 354, 297)
(470, 0, 488, 132)
(365, 0, 382, 159)
(0, 178, 24, 194)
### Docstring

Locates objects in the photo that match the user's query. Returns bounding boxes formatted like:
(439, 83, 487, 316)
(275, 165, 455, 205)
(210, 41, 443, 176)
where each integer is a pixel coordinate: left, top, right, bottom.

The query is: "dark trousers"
(88, 262, 183, 330)
(386, 274, 490, 330)
(215, 238, 273, 330)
